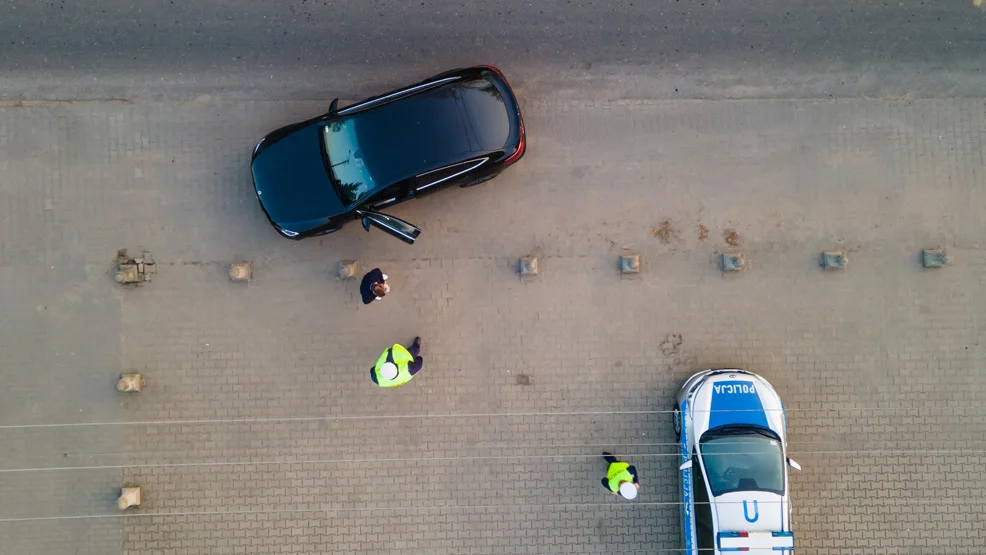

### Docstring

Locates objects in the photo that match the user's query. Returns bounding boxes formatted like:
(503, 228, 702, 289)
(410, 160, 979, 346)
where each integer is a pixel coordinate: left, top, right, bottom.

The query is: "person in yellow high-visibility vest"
(601, 451, 640, 500)
(370, 337, 423, 388)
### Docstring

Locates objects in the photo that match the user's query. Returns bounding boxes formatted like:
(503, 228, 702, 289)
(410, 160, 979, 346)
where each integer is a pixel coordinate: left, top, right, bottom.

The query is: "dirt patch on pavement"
(652, 219, 679, 243)
(660, 333, 683, 356)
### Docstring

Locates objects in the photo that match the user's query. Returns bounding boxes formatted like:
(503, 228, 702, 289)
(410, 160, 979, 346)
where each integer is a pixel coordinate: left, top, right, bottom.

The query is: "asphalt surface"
(2, 0, 985, 100)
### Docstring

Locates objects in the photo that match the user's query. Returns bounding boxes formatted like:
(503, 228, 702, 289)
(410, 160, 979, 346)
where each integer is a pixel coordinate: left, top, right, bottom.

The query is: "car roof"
(338, 71, 516, 188)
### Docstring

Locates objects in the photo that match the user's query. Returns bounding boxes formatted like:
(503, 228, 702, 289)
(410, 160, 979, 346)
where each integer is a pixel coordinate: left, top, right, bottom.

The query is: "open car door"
(355, 210, 422, 245)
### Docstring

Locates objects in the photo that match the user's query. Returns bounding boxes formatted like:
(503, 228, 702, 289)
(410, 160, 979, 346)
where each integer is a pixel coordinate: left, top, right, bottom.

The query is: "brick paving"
(1, 97, 985, 554)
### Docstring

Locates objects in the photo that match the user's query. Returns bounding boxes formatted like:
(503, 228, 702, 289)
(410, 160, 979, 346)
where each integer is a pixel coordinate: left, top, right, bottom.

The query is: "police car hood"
(690, 373, 785, 440)
(714, 490, 786, 533)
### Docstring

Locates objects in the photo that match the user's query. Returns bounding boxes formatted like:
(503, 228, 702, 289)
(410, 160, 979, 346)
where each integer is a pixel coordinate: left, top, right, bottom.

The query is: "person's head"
(371, 282, 390, 297)
(619, 481, 638, 500)
(379, 362, 399, 381)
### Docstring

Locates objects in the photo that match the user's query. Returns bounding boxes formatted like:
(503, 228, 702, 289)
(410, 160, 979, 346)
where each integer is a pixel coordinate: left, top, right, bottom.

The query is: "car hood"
(251, 123, 347, 232)
(689, 373, 786, 440)
(713, 491, 787, 533)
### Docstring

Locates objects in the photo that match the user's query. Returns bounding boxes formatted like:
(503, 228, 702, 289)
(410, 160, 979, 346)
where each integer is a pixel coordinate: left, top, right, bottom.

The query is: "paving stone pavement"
(1, 95, 985, 554)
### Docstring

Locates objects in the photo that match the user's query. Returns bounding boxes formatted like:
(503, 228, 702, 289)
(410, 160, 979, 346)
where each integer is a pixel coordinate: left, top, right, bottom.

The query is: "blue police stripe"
(679, 399, 695, 555)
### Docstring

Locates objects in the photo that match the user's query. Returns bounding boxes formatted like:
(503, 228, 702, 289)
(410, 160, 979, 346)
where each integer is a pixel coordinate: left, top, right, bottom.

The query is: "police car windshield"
(699, 429, 784, 496)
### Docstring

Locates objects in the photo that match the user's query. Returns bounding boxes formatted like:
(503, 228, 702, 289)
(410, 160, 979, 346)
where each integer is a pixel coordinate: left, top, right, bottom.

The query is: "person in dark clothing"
(360, 268, 390, 305)
(370, 337, 423, 385)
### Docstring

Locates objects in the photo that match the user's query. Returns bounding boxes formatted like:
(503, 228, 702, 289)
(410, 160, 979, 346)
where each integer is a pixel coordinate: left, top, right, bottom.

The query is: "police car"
(672, 369, 801, 554)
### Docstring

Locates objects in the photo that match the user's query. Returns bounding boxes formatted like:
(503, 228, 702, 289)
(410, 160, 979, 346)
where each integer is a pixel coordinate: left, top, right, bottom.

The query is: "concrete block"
(113, 249, 154, 285)
(821, 251, 848, 270)
(518, 256, 539, 276)
(114, 264, 140, 284)
(117, 487, 141, 510)
(619, 253, 641, 274)
(228, 262, 251, 282)
(721, 253, 745, 272)
(922, 248, 949, 268)
(338, 260, 359, 280)
(117, 373, 144, 392)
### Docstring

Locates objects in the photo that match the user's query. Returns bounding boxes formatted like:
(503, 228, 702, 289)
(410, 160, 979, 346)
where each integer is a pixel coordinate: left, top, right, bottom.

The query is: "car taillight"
(479, 64, 508, 85)
(504, 122, 525, 165)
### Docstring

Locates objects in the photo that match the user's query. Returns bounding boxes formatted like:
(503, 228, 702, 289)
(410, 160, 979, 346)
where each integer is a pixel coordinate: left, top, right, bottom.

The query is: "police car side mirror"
(787, 458, 802, 471)
(679, 460, 693, 471)
(329, 98, 339, 114)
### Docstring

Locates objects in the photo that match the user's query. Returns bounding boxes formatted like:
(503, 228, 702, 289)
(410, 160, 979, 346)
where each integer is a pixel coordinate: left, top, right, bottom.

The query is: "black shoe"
(412, 336, 421, 348)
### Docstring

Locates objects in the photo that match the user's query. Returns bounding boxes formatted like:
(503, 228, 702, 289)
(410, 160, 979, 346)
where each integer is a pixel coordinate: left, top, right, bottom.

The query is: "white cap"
(619, 482, 638, 500)
(380, 362, 399, 381)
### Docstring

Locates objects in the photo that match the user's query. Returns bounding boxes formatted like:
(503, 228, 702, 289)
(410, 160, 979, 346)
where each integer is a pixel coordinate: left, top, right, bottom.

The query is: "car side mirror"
(787, 458, 802, 471)
(329, 98, 339, 114)
(679, 460, 693, 471)
(361, 216, 371, 232)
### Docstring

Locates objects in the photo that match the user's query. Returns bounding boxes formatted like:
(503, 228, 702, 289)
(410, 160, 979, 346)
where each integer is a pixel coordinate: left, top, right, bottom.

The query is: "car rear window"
(458, 77, 511, 150)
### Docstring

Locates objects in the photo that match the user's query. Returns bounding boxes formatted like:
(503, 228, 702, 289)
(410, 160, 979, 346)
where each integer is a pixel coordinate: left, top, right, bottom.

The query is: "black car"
(250, 66, 526, 243)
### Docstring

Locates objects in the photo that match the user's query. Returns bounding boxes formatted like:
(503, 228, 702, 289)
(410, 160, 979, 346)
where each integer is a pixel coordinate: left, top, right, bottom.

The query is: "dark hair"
(371, 282, 388, 297)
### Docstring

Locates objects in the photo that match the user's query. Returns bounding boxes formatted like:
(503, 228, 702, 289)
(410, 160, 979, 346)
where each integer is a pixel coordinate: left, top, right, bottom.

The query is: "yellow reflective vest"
(606, 462, 634, 492)
(374, 344, 414, 388)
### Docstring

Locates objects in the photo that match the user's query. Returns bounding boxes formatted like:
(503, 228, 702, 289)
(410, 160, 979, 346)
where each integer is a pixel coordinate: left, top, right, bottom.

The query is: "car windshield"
(322, 119, 377, 206)
(321, 75, 512, 207)
(699, 429, 784, 496)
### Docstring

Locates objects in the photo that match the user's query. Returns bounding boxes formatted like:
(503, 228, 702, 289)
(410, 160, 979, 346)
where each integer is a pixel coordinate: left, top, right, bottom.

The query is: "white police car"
(673, 369, 801, 554)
